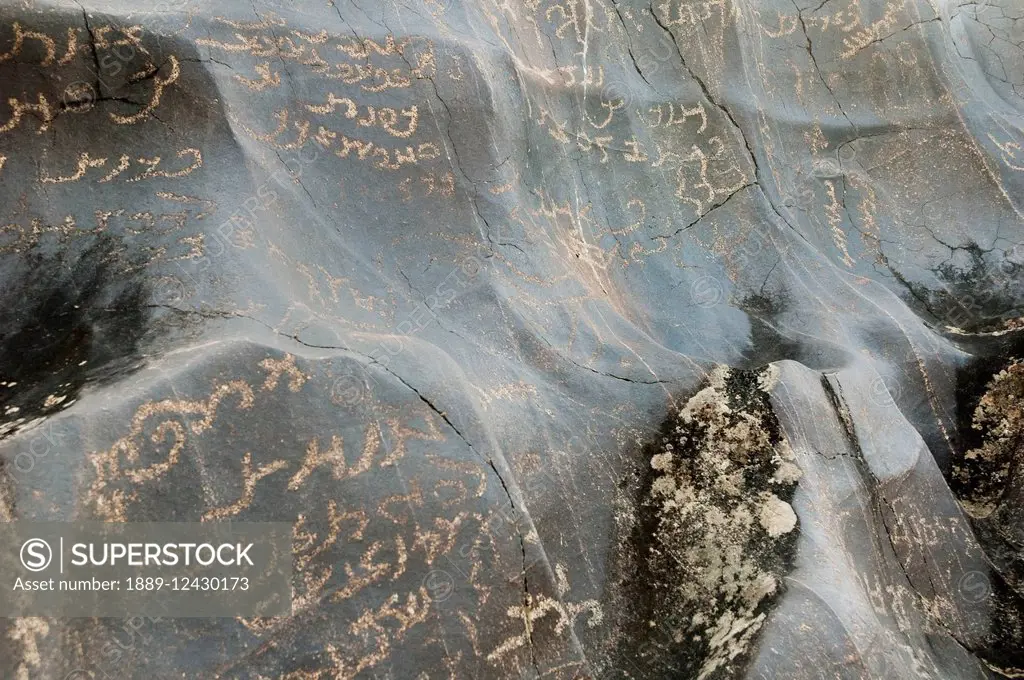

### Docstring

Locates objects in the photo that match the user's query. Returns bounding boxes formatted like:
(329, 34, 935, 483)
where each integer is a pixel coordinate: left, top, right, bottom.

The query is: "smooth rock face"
(0, 0, 1022, 677)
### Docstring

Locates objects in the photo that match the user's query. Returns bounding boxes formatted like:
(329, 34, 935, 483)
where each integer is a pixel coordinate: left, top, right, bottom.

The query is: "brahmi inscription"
(0, 0, 1023, 678)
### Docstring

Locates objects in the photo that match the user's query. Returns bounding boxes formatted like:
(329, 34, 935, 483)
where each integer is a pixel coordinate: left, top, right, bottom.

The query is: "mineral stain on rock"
(922, 243, 1024, 334)
(614, 365, 800, 679)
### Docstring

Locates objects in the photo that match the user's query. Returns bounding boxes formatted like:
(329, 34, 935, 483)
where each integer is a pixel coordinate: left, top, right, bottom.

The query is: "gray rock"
(0, 0, 1022, 677)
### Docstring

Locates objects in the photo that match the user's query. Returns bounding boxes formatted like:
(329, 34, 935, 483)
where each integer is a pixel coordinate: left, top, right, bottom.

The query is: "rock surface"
(0, 0, 1023, 677)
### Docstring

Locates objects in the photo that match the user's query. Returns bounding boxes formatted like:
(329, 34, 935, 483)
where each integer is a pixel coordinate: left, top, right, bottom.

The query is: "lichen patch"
(758, 493, 797, 537)
(617, 364, 801, 678)
(954, 360, 1024, 519)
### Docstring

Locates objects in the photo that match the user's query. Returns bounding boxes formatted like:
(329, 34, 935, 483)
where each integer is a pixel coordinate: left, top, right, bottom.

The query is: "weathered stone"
(0, 0, 1022, 677)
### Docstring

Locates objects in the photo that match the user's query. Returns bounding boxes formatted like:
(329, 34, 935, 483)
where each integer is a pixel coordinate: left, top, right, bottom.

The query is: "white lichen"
(954, 360, 1024, 519)
(637, 365, 801, 678)
(758, 493, 797, 537)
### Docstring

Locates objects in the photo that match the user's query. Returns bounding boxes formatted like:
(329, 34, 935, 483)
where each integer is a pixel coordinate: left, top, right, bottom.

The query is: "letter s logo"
(20, 538, 52, 572)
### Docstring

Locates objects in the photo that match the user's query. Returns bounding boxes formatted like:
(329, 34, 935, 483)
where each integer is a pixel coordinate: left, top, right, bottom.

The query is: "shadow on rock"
(0, 237, 152, 438)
